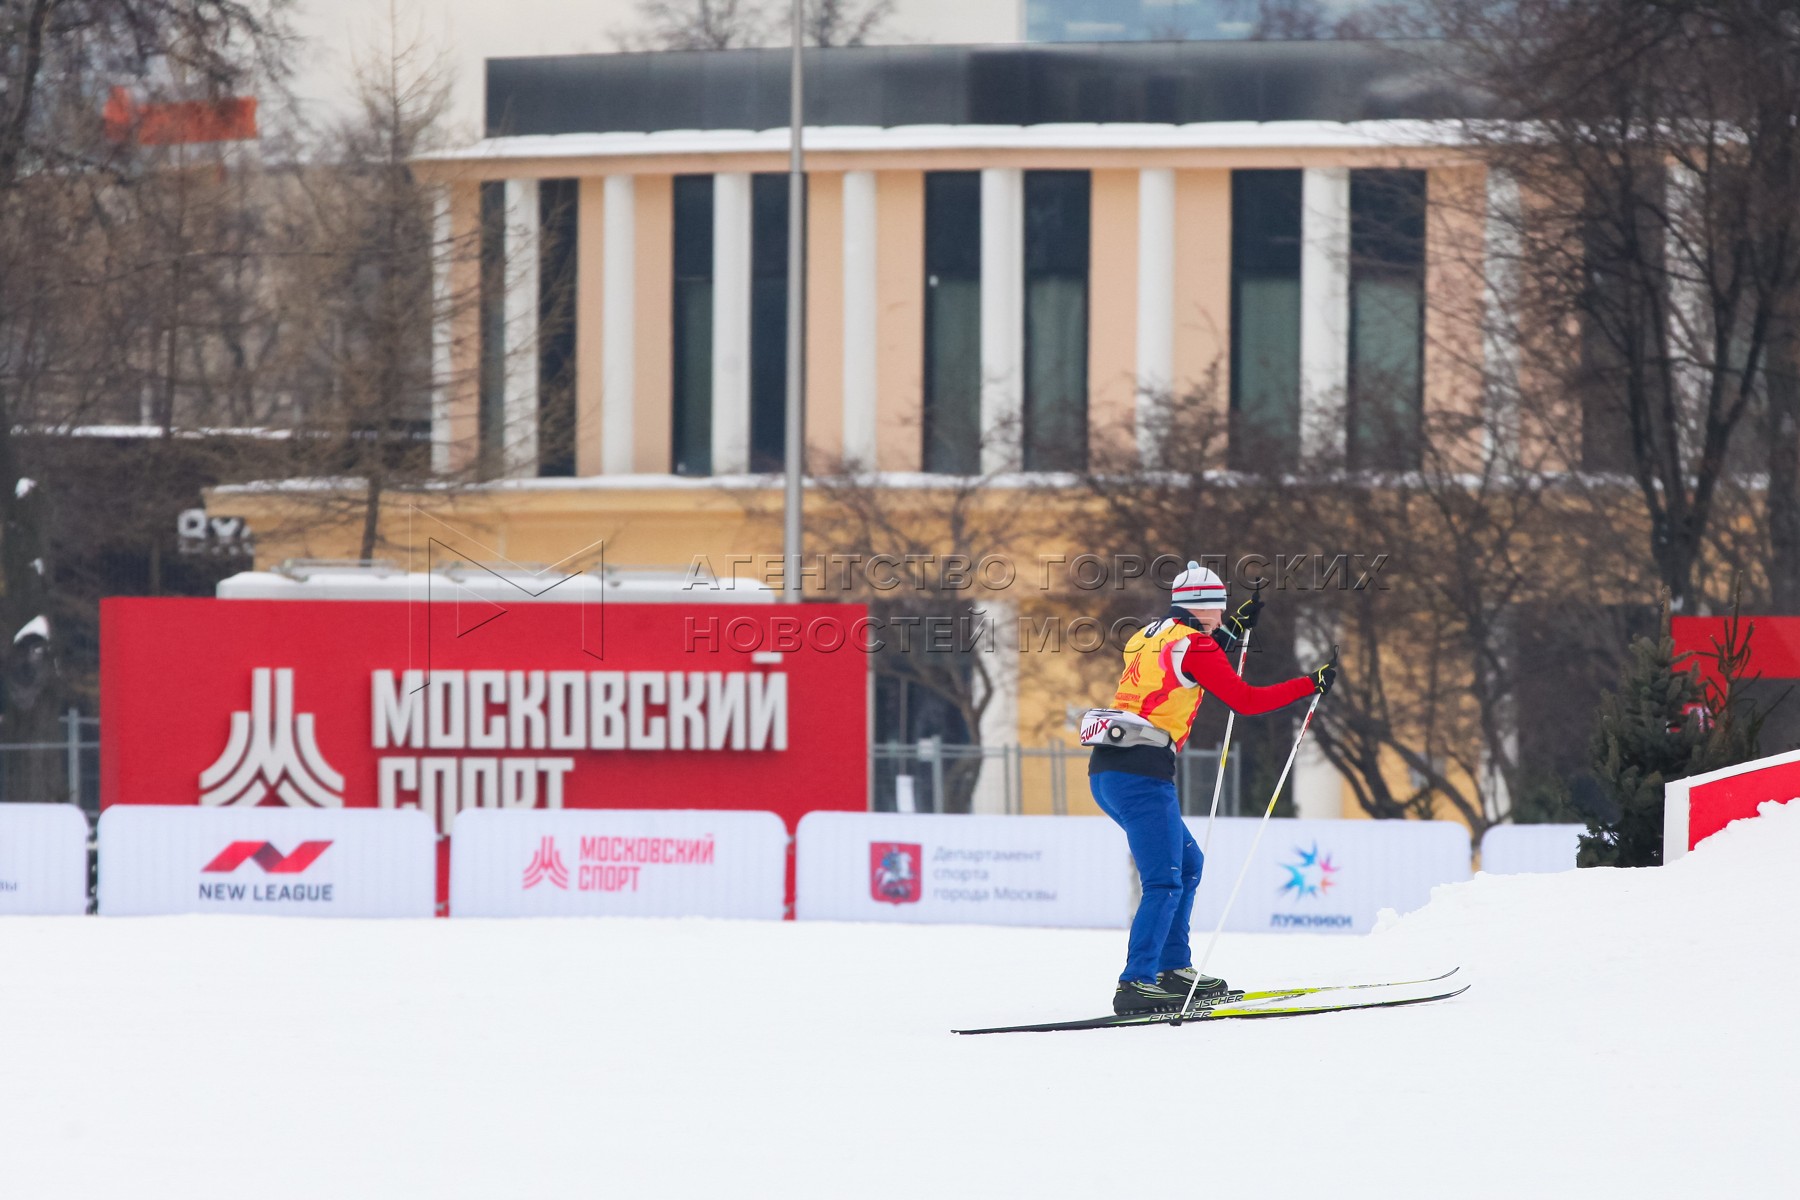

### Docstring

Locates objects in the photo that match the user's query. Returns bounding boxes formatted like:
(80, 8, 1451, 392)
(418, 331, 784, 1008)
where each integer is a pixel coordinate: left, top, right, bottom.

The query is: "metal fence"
(871, 740, 1242, 817)
(1, 720, 1245, 824)
(0, 709, 100, 816)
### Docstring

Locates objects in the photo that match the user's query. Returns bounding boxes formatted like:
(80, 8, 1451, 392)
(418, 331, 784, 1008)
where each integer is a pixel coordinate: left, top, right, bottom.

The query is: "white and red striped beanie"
(1170, 560, 1227, 610)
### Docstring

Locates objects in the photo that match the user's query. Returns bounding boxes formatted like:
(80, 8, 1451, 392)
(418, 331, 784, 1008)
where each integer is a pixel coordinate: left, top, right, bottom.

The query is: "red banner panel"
(103, 87, 258, 145)
(101, 598, 868, 838)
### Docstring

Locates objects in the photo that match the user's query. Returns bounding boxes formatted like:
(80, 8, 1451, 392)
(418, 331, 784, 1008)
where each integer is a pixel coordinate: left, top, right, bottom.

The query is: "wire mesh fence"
(2, 720, 1244, 825)
(871, 741, 1242, 817)
(0, 710, 99, 816)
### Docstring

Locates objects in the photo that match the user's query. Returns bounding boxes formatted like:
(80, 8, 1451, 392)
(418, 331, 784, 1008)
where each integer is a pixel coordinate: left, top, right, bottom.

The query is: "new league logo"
(202, 841, 333, 873)
(870, 842, 922, 905)
(200, 667, 345, 808)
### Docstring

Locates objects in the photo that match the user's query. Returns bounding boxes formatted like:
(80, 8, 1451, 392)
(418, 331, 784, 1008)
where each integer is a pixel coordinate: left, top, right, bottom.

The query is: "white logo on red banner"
(199, 667, 344, 808)
(449, 808, 787, 918)
(98, 805, 434, 917)
(102, 600, 867, 837)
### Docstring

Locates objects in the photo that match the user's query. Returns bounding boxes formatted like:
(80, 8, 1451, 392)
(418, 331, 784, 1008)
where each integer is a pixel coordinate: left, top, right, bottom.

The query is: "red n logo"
(202, 841, 333, 874)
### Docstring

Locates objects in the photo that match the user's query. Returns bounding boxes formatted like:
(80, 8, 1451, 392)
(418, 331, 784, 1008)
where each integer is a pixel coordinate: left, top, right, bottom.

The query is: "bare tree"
(618, 0, 769, 50)
(256, 6, 504, 561)
(619, 0, 893, 51)
(0, 1, 283, 796)
(1075, 356, 1637, 840)
(1419, 0, 1800, 614)
(787, 438, 1040, 813)
(804, 0, 893, 46)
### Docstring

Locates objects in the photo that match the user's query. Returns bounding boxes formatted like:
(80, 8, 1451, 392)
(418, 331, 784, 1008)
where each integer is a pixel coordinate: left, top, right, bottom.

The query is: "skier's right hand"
(1311, 661, 1338, 695)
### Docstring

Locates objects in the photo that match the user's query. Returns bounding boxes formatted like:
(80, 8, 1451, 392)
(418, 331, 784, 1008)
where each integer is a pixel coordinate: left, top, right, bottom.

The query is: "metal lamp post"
(781, 0, 806, 602)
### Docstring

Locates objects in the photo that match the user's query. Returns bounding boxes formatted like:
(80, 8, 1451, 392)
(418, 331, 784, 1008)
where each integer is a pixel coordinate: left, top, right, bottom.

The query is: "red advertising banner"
(101, 598, 868, 839)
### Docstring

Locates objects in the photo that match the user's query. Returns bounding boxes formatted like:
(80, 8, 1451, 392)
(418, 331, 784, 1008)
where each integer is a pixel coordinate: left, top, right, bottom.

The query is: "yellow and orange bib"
(1111, 618, 1205, 751)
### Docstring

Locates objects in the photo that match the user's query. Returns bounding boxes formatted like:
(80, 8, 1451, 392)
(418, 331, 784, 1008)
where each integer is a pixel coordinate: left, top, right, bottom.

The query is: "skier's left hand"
(1223, 593, 1264, 642)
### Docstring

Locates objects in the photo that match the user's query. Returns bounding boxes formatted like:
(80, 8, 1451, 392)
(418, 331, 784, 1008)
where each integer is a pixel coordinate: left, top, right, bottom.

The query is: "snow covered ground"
(4, 804, 1798, 1199)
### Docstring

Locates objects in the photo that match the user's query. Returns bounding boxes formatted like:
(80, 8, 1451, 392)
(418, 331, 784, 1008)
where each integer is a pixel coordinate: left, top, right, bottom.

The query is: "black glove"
(1211, 594, 1265, 651)
(1224, 594, 1263, 642)
(1311, 660, 1338, 696)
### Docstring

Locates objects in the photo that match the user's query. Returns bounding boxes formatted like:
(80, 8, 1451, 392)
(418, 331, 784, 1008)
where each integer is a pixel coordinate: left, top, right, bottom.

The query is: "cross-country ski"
(955, 970, 1467, 1033)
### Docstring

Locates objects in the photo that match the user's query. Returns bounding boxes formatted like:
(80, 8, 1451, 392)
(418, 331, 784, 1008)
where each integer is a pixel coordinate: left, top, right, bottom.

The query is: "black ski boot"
(1113, 977, 1188, 1015)
(1158, 967, 1228, 1004)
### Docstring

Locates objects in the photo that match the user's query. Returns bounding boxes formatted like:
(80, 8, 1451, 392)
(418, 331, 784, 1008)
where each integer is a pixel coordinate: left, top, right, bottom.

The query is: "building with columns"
(231, 38, 1497, 819)
(414, 39, 1473, 489)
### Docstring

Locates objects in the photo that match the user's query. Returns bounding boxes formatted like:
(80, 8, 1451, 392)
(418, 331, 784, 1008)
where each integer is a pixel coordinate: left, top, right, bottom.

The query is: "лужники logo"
(1278, 842, 1339, 901)
(869, 842, 922, 905)
(199, 667, 345, 808)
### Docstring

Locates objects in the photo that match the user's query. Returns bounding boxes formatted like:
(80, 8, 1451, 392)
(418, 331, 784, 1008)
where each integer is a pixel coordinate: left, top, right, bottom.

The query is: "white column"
(601, 175, 637, 475)
(1291, 622, 1342, 819)
(980, 167, 1024, 474)
(429, 184, 454, 476)
(1665, 162, 1706, 464)
(1483, 166, 1522, 462)
(711, 172, 753, 476)
(1300, 167, 1350, 463)
(842, 170, 879, 469)
(971, 599, 1019, 815)
(1135, 167, 1176, 463)
(502, 178, 540, 479)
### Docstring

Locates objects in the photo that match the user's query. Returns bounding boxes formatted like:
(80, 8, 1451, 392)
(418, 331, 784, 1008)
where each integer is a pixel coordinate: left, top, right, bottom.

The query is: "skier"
(1081, 561, 1336, 1015)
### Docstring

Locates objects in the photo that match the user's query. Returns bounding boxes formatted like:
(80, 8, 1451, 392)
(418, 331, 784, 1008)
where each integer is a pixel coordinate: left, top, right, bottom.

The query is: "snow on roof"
(415, 119, 1463, 164)
(216, 567, 774, 604)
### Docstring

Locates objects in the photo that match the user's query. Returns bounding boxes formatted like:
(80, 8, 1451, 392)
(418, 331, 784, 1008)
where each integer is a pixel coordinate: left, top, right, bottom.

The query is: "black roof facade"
(485, 40, 1471, 138)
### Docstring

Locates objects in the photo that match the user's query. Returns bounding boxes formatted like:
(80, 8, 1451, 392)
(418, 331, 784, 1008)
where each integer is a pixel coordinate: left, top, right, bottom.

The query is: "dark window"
(1348, 169, 1426, 471)
(923, 171, 982, 474)
(672, 175, 714, 476)
(1577, 184, 1666, 474)
(537, 179, 579, 477)
(1230, 170, 1302, 469)
(750, 174, 804, 474)
(1023, 170, 1090, 472)
(486, 39, 1467, 138)
(478, 181, 507, 477)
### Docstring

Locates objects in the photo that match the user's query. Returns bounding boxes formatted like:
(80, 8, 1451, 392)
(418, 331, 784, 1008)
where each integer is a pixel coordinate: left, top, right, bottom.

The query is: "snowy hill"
(3, 803, 1797, 1198)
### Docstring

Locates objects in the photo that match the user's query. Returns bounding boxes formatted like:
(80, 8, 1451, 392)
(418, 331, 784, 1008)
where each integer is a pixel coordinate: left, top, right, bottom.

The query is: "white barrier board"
(98, 806, 435, 917)
(795, 812, 1133, 928)
(1188, 817, 1470, 934)
(450, 808, 788, 919)
(0, 804, 89, 915)
(1480, 823, 1584, 875)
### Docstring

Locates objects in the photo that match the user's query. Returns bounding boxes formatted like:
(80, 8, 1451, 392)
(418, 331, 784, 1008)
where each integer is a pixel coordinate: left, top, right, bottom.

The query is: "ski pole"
(1177, 684, 1326, 1023)
(1200, 626, 1252, 865)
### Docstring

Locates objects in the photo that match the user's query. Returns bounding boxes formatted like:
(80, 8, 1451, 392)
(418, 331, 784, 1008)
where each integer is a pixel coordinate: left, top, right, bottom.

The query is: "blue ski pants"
(1089, 770, 1203, 983)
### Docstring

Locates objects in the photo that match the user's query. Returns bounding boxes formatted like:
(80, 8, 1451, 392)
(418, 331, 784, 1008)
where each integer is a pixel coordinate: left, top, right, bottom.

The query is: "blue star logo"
(1278, 843, 1339, 901)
